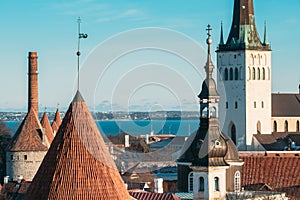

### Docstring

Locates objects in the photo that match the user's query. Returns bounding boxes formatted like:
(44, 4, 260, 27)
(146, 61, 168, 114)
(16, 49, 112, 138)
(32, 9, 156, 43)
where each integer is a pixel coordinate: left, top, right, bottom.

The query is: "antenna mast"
(76, 17, 88, 91)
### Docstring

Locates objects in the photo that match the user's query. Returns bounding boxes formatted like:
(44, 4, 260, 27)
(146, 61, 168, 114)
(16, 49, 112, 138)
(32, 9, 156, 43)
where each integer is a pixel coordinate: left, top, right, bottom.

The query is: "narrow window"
(257, 68, 261, 80)
(285, 120, 289, 132)
(231, 124, 237, 145)
(214, 177, 220, 191)
(252, 67, 256, 80)
(226, 102, 228, 109)
(230, 68, 233, 80)
(235, 68, 239, 80)
(297, 121, 300, 132)
(254, 101, 257, 108)
(234, 171, 241, 192)
(235, 101, 238, 109)
(199, 177, 204, 192)
(24, 155, 27, 160)
(224, 68, 228, 81)
(273, 121, 277, 132)
(262, 101, 264, 108)
(262, 68, 266, 80)
(10, 155, 13, 160)
(188, 172, 193, 192)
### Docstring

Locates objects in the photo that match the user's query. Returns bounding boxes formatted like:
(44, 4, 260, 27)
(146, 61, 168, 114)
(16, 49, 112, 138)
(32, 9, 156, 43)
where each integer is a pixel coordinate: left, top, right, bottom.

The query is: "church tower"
(217, 0, 272, 150)
(177, 25, 243, 199)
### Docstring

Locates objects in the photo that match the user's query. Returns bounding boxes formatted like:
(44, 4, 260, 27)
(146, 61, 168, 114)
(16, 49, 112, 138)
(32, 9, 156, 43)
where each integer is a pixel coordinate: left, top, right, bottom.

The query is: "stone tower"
(28, 52, 39, 115)
(177, 25, 243, 200)
(216, 0, 272, 150)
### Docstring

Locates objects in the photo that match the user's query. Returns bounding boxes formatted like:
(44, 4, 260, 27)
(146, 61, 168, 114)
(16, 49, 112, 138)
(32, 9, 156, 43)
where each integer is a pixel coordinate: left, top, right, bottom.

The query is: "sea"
(5, 120, 199, 137)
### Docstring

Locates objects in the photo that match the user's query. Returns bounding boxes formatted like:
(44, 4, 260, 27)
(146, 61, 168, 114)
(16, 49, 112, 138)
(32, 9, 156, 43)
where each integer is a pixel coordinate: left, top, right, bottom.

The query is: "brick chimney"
(28, 52, 38, 115)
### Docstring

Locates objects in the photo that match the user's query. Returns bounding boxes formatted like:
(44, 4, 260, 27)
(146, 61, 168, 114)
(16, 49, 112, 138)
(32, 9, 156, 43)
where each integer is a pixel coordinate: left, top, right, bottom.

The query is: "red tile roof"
(25, 91, 131, 200)
(51, 108, 62, 133)
(40, 112, 54, 147)
(129, 191, 180, 200)
(241, 155, 300, 198)
(7, 108, 48, 152)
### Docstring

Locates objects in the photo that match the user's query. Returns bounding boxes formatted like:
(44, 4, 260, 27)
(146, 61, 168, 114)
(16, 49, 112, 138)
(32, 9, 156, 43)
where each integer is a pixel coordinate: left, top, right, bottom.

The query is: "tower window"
(257, 121, 261, 134)
(262, 68, 266, 80)
(230, 68, 233, 80)
(235, 68, 239, 80)
(254, 101, 257, 108)
(226, 102, 228, 109)
(262, 101, 264, 108)
(273, 121, 277, 132)
(252, 67, 256, 80)
(199, 177, 204, 192)
(285, 120, 289, 132)
(224, 68, 228, 81)
(188, 172, 193, 192)
(10, 155, 13, 160)
(297, 121, 299, 132)
(235, 101, 238, 109)
(257, 68, 261, 80)
(214, 177, 220, 191)
(231, 123, 237, 145)
(24, 155, 27, 160)
(234, 171, 241, 192)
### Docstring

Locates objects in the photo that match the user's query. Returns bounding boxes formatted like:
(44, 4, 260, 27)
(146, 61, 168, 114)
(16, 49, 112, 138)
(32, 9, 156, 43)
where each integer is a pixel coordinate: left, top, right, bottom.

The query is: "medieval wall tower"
(217, 0, 272, 150)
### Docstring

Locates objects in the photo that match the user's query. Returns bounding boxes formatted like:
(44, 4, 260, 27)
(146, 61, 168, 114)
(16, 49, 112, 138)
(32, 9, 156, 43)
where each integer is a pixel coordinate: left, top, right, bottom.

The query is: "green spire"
(219, 21, 224, 45)
(263, 20, 269, 45)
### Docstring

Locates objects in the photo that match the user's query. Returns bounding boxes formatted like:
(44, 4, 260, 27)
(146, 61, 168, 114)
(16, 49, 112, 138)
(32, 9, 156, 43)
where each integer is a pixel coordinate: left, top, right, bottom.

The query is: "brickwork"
(6, 151, 46, 181)
(28, 52, 38, 115)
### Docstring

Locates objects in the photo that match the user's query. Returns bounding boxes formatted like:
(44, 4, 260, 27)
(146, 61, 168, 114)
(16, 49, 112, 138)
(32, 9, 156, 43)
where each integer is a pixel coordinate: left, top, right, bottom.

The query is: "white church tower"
(216, 0, 272, 150)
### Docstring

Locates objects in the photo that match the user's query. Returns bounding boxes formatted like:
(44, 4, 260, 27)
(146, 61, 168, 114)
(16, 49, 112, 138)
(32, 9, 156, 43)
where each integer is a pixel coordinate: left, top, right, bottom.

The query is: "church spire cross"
(205, 24, 213, 79)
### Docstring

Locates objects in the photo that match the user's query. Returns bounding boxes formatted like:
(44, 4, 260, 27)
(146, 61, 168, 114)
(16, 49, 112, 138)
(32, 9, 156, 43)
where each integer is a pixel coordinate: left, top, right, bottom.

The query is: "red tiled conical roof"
(7, 108, 47, 152)
(40, 112, 54, 147)
(25, 91, 131, 200)
(51, 108, 62, 133)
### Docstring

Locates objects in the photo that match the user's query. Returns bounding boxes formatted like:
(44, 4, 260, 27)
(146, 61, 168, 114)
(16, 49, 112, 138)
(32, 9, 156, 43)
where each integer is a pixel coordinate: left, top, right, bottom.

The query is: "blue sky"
(0, 0, 299, 111)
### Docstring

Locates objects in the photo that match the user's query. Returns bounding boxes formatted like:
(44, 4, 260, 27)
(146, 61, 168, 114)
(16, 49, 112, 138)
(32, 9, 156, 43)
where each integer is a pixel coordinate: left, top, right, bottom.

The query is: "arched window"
(262, 68, 266, 80)
(235, 68, 239, 80)
(226, 102, 228, 109)
(297, 121, 300, 132)
(201, 107, 208, 118)
(199, 177, 204, 192)
(257, 68, 261, 80)
(252, 67, 256, 80)
(188, 172, 193, 192)
(235, 101, 238, 109)
(210, 107, 217, 118)
(257, 121, 261, 134)
(273, 121, 277, 132)
(214, 177, 220, 191)
(224, 68, 228, 81)
(231, 123, 237, 145)
(230, 68, 233, 80)
(234, 171, 241, 192)
(285, 120, 289, 132)
(254, 101, 257, 108)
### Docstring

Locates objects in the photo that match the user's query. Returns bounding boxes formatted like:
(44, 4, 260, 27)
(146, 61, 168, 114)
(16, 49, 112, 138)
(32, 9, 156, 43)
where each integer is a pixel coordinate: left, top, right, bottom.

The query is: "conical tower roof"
(51, 108, 62, 133)
(40, 112, 54, 147)
(7, 108, 47, 152)
(25, 91, 131, 200)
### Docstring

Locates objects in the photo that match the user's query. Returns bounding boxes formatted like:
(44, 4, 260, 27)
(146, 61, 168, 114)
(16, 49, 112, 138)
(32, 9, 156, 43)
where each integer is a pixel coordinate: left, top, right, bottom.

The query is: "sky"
(0, 0, 299, 112)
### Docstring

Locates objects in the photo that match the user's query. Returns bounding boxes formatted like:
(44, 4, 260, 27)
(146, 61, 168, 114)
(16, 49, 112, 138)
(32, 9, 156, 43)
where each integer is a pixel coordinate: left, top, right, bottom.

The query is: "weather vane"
(77, 17, 88, 91)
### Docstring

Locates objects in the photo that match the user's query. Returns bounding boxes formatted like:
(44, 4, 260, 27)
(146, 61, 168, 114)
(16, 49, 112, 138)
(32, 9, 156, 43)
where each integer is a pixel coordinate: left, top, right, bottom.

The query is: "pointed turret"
(25, 91, 131, 200)
(40, 112, 54, 147)
(51, 108, 62, 134)
(218, 0, 270, 51)
(219, 22, 224, 45)
(263, 20, 269, 45)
